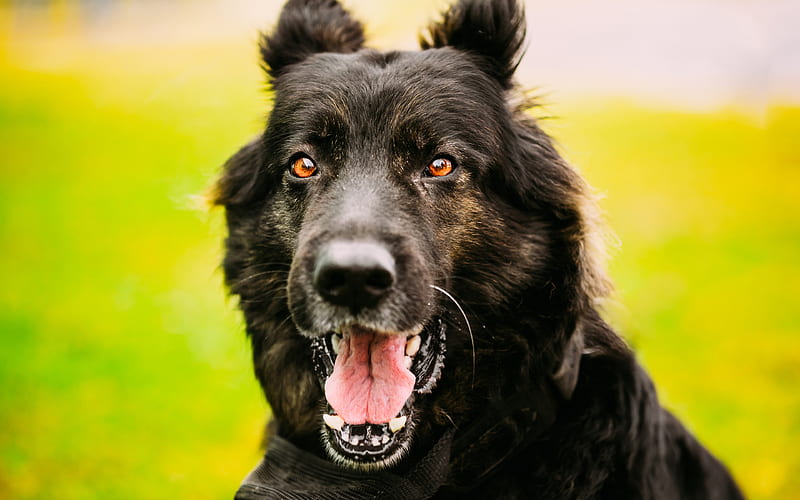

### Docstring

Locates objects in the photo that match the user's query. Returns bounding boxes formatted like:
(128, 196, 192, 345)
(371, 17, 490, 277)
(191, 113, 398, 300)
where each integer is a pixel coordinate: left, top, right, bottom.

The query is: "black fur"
(214, 0, 745, 497)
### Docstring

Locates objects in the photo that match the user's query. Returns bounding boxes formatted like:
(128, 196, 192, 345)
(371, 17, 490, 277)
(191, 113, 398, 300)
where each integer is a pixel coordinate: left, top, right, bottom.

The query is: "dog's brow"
(322, 95, 350, 123)
(304, 107, 348, 140)
(391, 118, 436, 151)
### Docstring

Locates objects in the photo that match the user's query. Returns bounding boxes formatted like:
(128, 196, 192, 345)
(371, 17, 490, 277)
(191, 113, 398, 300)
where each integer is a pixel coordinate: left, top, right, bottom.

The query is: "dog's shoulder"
(548, 322, 745, 499)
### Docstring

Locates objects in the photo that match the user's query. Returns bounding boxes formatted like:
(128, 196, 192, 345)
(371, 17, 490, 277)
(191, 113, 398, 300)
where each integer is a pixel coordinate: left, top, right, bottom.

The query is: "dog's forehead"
(274, 48, 500, 122)
(268, 48, 507, 161)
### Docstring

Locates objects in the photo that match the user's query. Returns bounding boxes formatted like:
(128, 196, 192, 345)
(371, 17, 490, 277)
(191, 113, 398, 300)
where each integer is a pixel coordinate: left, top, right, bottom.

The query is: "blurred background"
(0, 0, 797, 498)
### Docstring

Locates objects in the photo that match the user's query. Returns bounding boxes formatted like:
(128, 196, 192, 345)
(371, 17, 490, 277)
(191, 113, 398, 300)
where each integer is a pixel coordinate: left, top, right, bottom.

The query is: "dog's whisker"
(235, 269, 290, 286)
(430, 284, 475, 388)
(245, 259, 292, 269)
(439, 409, 457, 430)
(238, 292, 289, 306)
(274, 313, 295, 334)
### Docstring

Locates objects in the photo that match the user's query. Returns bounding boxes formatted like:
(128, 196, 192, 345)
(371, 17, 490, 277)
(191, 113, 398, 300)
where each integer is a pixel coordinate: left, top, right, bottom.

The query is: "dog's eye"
(290, 156, 318, 178)
(425, 157, 455, 178)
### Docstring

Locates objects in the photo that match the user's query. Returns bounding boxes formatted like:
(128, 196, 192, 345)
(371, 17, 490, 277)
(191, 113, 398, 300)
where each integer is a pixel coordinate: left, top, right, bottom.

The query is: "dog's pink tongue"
(324, 328, 415, 425)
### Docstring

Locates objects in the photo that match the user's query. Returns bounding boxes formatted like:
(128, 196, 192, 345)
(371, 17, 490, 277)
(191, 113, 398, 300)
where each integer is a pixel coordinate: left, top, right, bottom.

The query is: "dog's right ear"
(212, 138, 264, 207)
(421, 0, 525, 88)
(260, 0, 365, 79)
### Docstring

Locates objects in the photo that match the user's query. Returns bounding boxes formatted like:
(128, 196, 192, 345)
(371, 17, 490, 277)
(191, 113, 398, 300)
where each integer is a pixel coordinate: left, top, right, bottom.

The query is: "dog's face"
(216, 0, 600, 471)
(279, 48, 501, 338)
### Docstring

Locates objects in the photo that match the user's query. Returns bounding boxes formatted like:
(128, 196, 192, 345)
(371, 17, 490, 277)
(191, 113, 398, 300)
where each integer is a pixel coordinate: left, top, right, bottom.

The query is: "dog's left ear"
(212, 138, 265, 207)
(260, 0, 365, 80)
(421, 0, 525, 88)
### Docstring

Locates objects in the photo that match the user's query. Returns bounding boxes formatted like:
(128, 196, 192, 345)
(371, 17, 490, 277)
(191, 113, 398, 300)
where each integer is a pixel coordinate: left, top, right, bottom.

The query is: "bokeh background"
(1, 0, 798, 498)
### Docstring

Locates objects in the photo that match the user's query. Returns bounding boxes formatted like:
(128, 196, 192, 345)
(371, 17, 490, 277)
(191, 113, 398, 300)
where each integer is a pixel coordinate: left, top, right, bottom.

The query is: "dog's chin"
(310, 318, 447, 470)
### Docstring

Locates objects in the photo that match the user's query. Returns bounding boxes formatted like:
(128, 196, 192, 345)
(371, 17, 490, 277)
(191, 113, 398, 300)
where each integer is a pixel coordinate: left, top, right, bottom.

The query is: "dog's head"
(214, 0, 606, 470)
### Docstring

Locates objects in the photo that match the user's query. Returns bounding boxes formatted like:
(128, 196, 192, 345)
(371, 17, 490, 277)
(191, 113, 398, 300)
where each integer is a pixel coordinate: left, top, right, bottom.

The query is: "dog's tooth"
(331, 334, 341, 355)
(404, 355, 413, 370)
(323, 414, 344, 431)
(406, 335, 421, 357)
(389, 416, 407, 433)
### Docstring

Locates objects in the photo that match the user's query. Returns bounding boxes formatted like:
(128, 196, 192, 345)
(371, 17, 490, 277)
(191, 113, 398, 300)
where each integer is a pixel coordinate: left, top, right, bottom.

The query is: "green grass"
(1, 33, 798, 500)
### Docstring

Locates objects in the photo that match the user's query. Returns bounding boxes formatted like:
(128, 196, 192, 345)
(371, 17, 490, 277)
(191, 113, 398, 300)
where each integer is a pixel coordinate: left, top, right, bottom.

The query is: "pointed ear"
(260, 0, 365, 79)
(420, 0, 526, 88)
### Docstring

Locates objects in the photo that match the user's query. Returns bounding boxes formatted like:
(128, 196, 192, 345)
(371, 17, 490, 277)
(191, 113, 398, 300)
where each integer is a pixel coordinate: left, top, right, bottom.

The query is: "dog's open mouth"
(311, 318, 446, 467)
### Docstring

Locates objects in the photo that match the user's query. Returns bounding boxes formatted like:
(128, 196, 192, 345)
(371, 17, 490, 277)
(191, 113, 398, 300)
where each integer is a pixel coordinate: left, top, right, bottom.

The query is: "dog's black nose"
(314, 241, 395, 311)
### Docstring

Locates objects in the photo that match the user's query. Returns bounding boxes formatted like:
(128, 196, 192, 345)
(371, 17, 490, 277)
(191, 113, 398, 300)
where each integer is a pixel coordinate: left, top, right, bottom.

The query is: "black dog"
(213, 0, 745, 497)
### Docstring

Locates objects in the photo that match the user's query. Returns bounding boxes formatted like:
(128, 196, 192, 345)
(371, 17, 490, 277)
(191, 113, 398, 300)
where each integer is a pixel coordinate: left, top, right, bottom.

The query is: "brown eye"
(290, 156, 317, 178)
(426, 157, 455, 177)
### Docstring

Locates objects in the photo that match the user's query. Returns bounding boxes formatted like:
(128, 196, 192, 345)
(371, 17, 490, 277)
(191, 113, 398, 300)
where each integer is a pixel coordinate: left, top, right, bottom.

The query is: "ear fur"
(212, 138, 264, 207)
(260, 0, 365, 79)
(421, 0, 526, 88)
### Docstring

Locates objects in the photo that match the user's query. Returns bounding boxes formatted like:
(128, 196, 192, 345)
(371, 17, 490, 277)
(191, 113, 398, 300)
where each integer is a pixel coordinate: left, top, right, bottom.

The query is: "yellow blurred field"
(0, 3, 798, 499)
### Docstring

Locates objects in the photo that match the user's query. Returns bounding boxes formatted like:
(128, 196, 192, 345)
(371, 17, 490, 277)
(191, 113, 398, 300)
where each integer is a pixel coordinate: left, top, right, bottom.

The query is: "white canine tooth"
(323, 414, 344, 431)
(389, 416, 407, 433)
(331, 334, 341, 354)
(404, 356, 413, 369)
(405, 335, 421, 356)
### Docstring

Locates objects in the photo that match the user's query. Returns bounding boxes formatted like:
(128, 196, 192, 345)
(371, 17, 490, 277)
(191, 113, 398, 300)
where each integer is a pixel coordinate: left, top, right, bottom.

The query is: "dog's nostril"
(314, 241, 396, 311)
(316, 267, 349, 293)
(364, 267, 393, 291)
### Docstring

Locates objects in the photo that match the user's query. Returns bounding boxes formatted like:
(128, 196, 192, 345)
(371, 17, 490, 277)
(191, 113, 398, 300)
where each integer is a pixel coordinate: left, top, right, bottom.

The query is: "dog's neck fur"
(445, 331, 583, 491)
